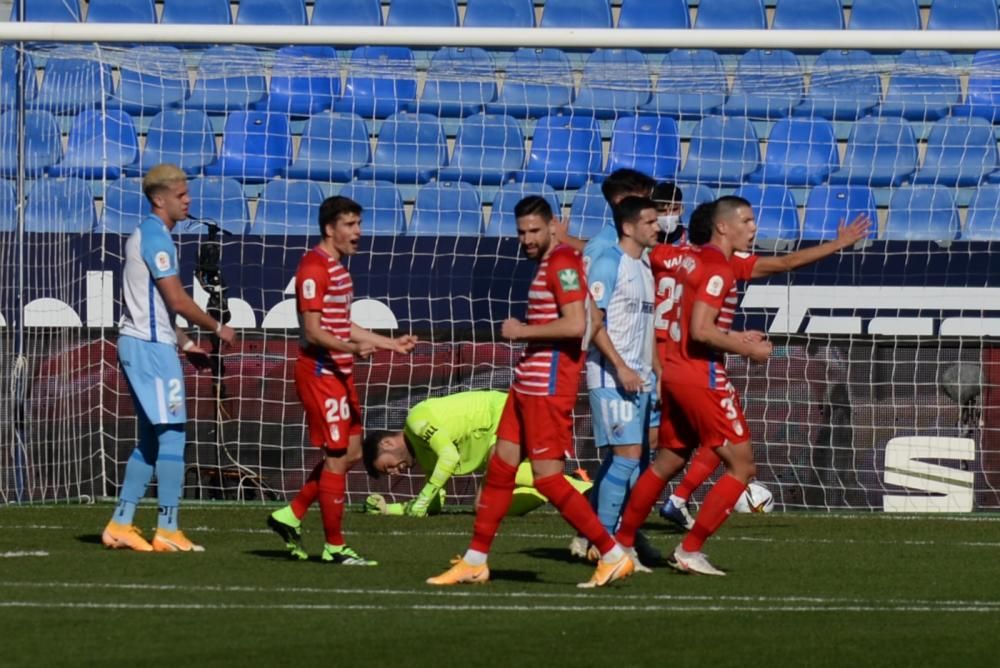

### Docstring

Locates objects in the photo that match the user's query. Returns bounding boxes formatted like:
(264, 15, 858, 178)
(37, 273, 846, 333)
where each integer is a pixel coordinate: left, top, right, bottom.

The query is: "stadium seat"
(879, 50, 961, 122)
(133, 109, 216, 177)
(187, 177, 250, 235)
(795, 50, 881, 121)
(618, 0, 690, 29)
(827, 117, 917, 188)
(411, 47, 497, 117)
(409, 181, 484, 236)
(722, 50, 803, 120)
(0, 111, 60, 178)
(161, 0, 231, 24)
(694, 0, 766, 29)
(964, 185, 1000, 241)
(540, 0, 612, 28)
(31, 47, 111, 114)
(676, 183, 716, 224)
(337, 181, 405, 235)
(572, 49, 651, 119)
(101, 177, 150, 234)
(357, 112, 446, 184)
(10, 0, 80, 21)
(186, 46, 267, 113)
(236, 0, 306, 25)
(24, 178, 96, 233)
(203, 111, 292, 183)
(771, 0, 844, 29)
(606, 115, 680, 181)
(642, 50, 726, 118)
(464, 0, 534, 27)
(86, 0, 155, 23)
(912, 117, 998, 188)
(335, 46, 417, 119)
(437, 113, 525, 186)
(387, 0, 458, 26)
(250, 180, 325, 236)
(675, 115, 760, 187)
(0, 180, 15, 231)
(802, 185, 878, 241)
(283, 111, 370, 182)
(928, 0, 999, 30)
(747, 118, 838, 187)
(485, 182, 562, 237)
(520, 115, 603, 190)
(849, 0, 920, 30)
(1, 47, 37, 109)
(312, 0, 382, 25)
(732, 185, 800, 242)
(568, 182, 612, 240)
(48, 110, 139, 180)
(109, 46, 188, 115)
(956, 51, 1000, 124)
(261, 46, 340, 117)
(486, 48, 572, 119)
(885, 187, 959, 241)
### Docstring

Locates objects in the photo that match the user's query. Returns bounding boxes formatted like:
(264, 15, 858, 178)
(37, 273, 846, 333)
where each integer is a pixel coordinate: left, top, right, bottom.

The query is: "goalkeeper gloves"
(364, 493, 386, 514)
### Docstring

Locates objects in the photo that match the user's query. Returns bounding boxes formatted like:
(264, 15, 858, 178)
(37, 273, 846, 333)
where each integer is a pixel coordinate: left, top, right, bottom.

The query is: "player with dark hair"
(650, 181, 685, 244)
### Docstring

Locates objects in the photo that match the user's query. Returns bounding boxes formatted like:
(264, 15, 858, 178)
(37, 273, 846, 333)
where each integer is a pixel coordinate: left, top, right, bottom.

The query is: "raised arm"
(751, 214, 872, 279)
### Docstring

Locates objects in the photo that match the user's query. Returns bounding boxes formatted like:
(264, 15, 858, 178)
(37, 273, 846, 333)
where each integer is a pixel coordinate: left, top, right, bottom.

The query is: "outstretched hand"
(391, 334, 419, 354)
(837, 213, 873, 247)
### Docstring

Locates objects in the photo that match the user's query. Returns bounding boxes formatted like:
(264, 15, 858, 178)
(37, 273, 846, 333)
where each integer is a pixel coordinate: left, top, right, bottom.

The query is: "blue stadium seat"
(0, 180, 15, 231)
(879, 50, 961, 122)
(572, 49, 651, 119)
(186, 46, 266, 113)
(486, 48, 572, 119)
(284, 112, 370, 182)
(964, 186, 1000, 240)
(335, 46, 417, 119)
(10, 0, 80, 21)
(437, 113, 525, 186)
(203, 111, 292, 183)
(411, 47, 497, 117)
(695, 0, 766, 29)
(237, 0, 306, 24)
(409, 181, 484, 236)
(312, 0, 382, 25)
(31, 47, 111, 114)
(606, 115, 679, 181)
(747, 118, 837, 186)
(161, 0, 231, 24)
(732, 184, 800, 242)
(827, 117, 917, 188)
(928, 0, 999, 30)
(387, 0, 458, 26)
(540, 0, 612, 28)
(464, 0, 534, 27)
(568, 182, 611, 239)
(337, 181, 405, 235)
(109, 46, 188, 115)
(618, 0, 689, 29)
(676, 116, 760, 187)
(485, 182, 562, 237)
(24, 178, 96, 232)
(642, 50, 726, 118)
(0, 110, 61, 178)
(675, 183, 716, 225)
(48, 110, 139, 180)
(1, 47, 37, 109)
(250, 180, 325, 236)
(357, 112, 446, 184)
(885, 187, 959, 241)
(771, 0, 844, 29)
(186, 177, 249, 234)
(261, 46, 340, 117)
(796, 50, 880, 121)
(101, 177, 150, 234)
(520, 115, 603, 190)
(849, 0, 920, 30)
(802, 185, 878, 241)
(912, 117, 998, 187)
(723, 50, 803, 119)
(957, 51, 1000, 123)
(87, 0, 155, 22)
(132, 109, 216, 177)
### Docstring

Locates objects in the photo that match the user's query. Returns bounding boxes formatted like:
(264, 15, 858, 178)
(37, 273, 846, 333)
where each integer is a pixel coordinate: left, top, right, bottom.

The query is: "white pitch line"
(0, 551, 48, 558)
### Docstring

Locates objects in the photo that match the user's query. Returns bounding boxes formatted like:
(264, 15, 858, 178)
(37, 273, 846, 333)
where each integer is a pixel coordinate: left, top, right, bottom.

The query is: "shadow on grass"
(519, 546, 581, 564)
(246, 548, 304, 561)
(75, 534, 103, 545)
(489, 569, 540, 583)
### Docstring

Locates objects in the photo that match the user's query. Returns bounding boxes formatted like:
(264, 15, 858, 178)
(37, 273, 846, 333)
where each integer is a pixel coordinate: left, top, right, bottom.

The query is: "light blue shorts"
(650, 384, 661, 429)
(589, 388, 652, 448)
(118, 335, 186, 425)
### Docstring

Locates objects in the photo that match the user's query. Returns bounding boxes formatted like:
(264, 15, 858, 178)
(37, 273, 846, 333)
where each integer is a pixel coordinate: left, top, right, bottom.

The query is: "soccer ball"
(734, 482, 775, 513)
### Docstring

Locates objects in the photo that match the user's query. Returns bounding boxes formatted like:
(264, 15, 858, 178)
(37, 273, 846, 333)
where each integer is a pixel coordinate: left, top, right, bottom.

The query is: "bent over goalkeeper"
(362, 390, 591, 517)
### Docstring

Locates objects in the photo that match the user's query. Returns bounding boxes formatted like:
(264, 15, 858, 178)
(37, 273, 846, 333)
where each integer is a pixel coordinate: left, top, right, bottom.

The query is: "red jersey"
(512, 244, 588, 397)
(295, 246, 353, 377)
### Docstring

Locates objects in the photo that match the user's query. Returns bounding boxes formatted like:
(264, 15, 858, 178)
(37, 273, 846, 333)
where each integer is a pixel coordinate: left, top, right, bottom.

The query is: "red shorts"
(659, 380, 749, 451)
(294, 361, 362, 451)
(496, 390, 575, 460)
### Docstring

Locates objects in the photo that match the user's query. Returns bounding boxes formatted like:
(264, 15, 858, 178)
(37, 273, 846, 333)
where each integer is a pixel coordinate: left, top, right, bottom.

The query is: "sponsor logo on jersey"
(558, 268, 580, 291)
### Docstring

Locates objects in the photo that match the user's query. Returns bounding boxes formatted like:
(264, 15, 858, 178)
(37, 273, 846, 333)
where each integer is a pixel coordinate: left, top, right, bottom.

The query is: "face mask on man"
(657, 214, 681, 236)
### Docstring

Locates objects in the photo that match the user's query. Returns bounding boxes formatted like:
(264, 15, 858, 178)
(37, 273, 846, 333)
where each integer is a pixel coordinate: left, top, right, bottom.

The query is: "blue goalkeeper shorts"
(118, 335, 186, 425)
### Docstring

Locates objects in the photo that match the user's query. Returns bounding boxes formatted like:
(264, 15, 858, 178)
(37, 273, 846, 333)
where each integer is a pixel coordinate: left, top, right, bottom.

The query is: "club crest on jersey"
(590, 281, 605, 302)
(558, 268, 580, 291)
(706, 275, 725, 297)
(301, 278, 316, 299)
(154, 251, 171, 272)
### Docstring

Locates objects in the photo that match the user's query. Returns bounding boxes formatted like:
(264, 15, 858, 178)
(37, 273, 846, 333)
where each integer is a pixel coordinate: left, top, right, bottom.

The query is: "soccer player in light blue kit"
(102, 163, 236, 552)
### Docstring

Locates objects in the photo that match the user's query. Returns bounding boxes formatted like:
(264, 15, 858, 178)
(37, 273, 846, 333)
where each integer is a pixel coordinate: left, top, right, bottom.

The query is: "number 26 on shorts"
(324, 397, 350, 442)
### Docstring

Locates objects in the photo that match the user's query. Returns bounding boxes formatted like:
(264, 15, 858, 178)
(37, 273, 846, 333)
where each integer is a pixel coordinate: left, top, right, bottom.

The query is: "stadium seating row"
(11, 0, 1000, 32)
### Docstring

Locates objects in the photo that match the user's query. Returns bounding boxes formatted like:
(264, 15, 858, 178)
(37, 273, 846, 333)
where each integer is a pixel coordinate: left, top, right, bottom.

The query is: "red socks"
(681, 473, 745, 553)
(535, 473, 615, 556)
(674, 447, 721, 501)
(615, 468, 668, 548)
(469, 456, 518, 553)
(318, 469, 346, 546)
(290, 460, 324, 520)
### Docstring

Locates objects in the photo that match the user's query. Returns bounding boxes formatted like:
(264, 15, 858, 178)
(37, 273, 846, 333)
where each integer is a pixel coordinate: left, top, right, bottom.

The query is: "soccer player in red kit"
(267, 196, 417, 565)
(427, 195, 634, 588)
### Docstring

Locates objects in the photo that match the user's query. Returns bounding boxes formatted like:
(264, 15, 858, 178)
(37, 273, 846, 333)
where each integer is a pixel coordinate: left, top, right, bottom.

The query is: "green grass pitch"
(1, 505, 998, 667)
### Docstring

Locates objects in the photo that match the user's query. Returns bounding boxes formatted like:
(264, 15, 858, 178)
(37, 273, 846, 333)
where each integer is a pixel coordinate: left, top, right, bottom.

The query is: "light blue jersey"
(582, 225, 618, 276)
(119, 214, 179, 345)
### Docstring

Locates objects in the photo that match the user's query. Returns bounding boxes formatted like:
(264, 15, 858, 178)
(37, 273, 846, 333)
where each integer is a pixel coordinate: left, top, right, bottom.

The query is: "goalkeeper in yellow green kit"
(362, 390, 592, 517)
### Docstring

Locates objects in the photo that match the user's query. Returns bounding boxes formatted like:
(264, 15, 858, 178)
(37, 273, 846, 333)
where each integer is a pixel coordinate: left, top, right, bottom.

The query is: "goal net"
(1, 28, 998, 513)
